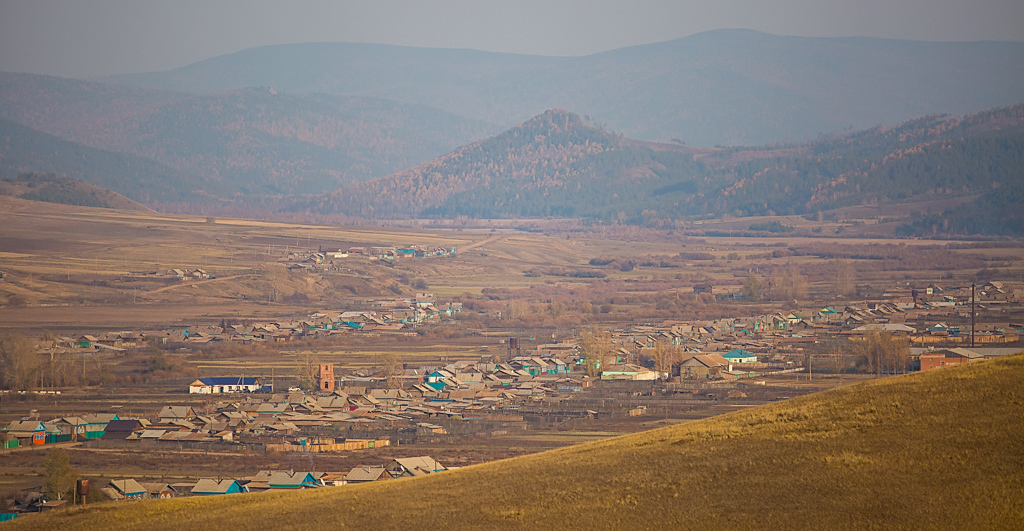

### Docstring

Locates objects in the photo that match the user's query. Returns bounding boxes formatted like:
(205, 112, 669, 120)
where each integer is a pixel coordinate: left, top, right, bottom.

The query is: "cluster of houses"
(126, 268, 213, 280)
(97, 455, 446, 501)
(284, 245, 456, 273)
(605, 281, 1022, 376)
(6, 456, 447, 513)
(47, 294, 461, 352)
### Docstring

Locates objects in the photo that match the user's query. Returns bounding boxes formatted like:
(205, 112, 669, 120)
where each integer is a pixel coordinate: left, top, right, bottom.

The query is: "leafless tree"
(0, 333, 38, 390)
(579, 327, 613, 377)
(832, 259, 855, 298)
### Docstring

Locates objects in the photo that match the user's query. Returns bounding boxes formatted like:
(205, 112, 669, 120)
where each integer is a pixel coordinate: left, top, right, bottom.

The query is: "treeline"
(896, 181, 1024, 237)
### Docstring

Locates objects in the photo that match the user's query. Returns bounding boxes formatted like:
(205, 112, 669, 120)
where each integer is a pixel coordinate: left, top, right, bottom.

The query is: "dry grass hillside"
(12, 354, 1024, 530)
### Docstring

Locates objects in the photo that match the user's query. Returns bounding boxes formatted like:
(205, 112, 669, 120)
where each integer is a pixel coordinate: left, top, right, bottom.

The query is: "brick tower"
(317, 363, 335, 392)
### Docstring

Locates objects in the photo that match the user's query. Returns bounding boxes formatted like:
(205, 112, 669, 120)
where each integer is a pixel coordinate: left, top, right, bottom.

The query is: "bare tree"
(652, 340, 679, 378)
(825, 340, 847, 382)
(768, 264, 808, 301)
(742, 274, 762, 302)
(296, 351, 318, 391)
(0, 333, 38, 390)
(858, 332, 910, 375)
(579, 328, 613, 377)
(832, 259, 855, 298)
(262, 264, 287, 303)
(381, 351, 402, 389)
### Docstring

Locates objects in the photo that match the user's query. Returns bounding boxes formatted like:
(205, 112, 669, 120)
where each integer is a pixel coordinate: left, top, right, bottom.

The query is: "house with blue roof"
(108, 479, 147, 501)
(192, 479, 246, 495)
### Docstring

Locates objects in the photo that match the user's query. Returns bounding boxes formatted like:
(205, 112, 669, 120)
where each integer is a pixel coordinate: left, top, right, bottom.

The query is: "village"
(2, 275, 1022, 515)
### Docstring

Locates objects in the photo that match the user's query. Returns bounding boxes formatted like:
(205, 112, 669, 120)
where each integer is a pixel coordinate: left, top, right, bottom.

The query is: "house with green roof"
(722, 349, 757, 364)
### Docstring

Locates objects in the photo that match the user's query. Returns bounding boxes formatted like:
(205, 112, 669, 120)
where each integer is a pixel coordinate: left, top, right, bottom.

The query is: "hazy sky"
(2, 0, 1023, 78)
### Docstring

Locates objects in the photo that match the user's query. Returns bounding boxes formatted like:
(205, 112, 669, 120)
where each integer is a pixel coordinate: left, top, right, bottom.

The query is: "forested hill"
(293, 105, 1024, 225)
(0, 72, 499, 201)
(0, 117, 217, 204)
(292, 109, 708, 219)
(702, 105, 1024, 218)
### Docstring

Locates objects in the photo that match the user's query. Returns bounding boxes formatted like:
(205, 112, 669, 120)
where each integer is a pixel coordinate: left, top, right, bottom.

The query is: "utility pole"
(971, 284, 976, 349)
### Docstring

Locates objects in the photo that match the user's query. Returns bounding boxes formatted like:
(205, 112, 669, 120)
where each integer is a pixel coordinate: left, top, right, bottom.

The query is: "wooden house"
(385, 456, 445, 478)
(192, 479, 246, 495)
(109, 479, 147, 501)
(158, 405, 197, 422)
(919, 348, 984, 371)
(7, 420, 45, 446)
(140, 483, 176, 499)
(343, 465, 392, 483)
(679, 354, 730, 379)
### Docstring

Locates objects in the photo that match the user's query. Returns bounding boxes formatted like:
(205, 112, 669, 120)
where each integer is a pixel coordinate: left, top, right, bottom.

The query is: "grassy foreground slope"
(16, 355, 1024, 530)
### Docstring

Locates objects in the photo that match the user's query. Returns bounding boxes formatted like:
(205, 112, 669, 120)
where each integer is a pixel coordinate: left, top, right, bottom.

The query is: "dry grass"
(11, 354, 1024, 530)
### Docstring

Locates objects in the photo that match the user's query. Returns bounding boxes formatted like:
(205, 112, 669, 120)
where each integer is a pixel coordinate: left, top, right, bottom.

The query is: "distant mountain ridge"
(103, 29, 1024, 147)
(0, 72, 500, 200)
(292, 105, 1024, 227)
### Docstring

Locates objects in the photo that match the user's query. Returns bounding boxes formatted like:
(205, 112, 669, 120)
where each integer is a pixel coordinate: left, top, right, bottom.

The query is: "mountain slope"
(0, 72, 500, 199)
(0, 173, 150, 211)
(293, 105, 1024, 223)
(13, 354, 1024, 530)
(0, 118, 216, 204)
(103, 30, 1024, 146)
(293, 109, 709, 219)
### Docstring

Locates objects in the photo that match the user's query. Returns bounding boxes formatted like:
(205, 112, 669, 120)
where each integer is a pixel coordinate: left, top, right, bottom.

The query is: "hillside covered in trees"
(293, 105, 1024, 232)
(0, 72, 498, 207)
(0, 118, 217, 204)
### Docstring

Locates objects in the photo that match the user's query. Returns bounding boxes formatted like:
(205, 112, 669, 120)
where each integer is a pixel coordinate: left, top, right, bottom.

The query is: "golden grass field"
(5, 195, 1024, 334)
(11, 353, 1023, 531)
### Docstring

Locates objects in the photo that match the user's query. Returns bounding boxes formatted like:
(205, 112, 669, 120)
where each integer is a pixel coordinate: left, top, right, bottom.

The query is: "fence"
(265, 438, 391, 453)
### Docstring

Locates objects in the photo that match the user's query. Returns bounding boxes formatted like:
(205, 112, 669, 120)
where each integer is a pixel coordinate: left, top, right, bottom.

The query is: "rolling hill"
(12, 354, 1023, 530)
(0, 173, 150, 211)
(292, 105, 1024, 227)
(103, 29, 1024, 147)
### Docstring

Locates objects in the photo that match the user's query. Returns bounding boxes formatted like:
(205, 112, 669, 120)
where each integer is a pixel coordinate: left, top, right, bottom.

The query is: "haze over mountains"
(104, 29, 1024, 147)
(0, 73, 499, 205)
(0, 29, 1022, 227)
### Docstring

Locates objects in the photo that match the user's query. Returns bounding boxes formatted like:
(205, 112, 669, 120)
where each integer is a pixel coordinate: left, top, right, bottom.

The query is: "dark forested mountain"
(103, 30, 1024, 147)
(293, 106, 1024, 227)
(0, 73, 500, 199)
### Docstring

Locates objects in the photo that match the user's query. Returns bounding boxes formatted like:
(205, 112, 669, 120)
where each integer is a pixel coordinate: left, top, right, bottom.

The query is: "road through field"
(458, 234, 503, 252)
